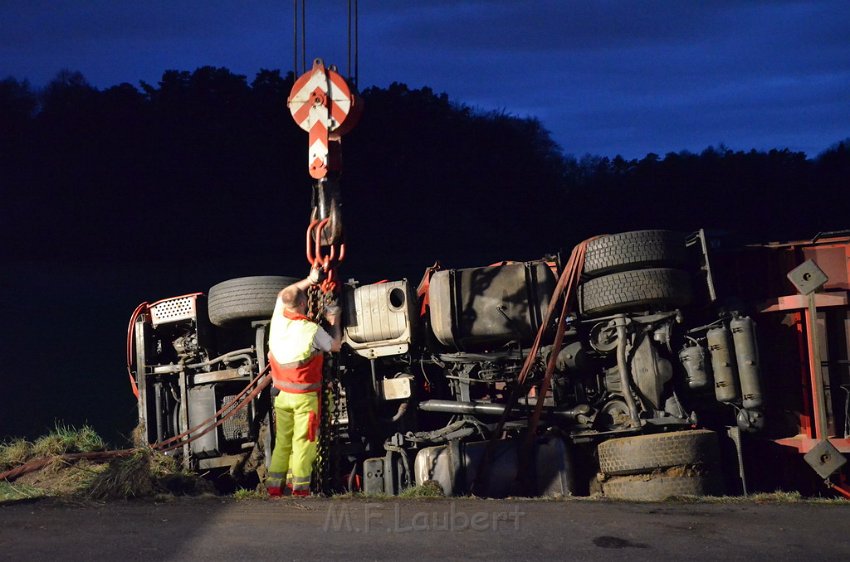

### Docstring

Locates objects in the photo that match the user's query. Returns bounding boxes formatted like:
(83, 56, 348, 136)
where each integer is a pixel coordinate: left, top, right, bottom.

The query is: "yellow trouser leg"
(267, 399, 294, 493)
(269, 391, 319, 495)
(289, 391, 319, 494)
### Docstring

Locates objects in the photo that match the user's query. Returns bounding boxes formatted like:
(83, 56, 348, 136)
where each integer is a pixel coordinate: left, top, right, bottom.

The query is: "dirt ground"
(2, 496, 849, 560)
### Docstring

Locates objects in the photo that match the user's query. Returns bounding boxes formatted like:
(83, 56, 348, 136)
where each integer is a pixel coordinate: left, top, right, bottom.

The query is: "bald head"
(281, 285, 307, 311)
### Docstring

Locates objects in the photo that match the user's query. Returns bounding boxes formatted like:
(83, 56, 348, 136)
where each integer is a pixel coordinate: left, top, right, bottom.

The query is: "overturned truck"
(128, 229, 850, 499)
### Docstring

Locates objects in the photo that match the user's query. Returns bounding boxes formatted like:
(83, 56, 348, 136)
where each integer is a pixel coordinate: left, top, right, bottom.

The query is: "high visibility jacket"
(269, 308, 324, 394)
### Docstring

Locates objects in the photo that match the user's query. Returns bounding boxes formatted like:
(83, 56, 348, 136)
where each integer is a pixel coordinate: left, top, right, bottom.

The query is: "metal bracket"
(686, 229, 717, 302)
(803, 439, 848, 479)
(726, 426, 748, 495)
(787, 259, 828, 296)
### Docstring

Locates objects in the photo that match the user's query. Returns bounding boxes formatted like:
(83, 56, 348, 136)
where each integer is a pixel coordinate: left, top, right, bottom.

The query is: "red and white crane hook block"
(288, 58, 363, 179)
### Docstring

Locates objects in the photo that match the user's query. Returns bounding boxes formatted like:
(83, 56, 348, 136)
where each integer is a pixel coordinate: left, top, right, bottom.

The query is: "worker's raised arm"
(322, 304, 342, 353)
(279, 267, 322, 308)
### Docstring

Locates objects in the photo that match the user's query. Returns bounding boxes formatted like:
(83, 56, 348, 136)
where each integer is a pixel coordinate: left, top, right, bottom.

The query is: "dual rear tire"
(579, 230, 692, 316)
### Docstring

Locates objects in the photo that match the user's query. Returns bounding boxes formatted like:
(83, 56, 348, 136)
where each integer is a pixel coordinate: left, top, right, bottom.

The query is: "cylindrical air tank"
(707, 326, 740, 403)
(679, 344, 712, 390)
(730, 316, 762, 409)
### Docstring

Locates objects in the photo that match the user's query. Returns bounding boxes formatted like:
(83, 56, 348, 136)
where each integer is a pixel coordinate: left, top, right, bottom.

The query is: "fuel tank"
(343, 279, 418, 359)
(413, 436, 575, 497)
(428, 261, 556, 350)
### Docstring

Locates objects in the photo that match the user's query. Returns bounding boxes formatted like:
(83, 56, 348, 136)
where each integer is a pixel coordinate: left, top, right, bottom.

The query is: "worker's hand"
(323, 304, 341, 323)
(308, 267, 323, 286)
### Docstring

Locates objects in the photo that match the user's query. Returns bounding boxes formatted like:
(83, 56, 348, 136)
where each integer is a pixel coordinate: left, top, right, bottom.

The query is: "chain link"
(330, 360, 342, 492)
(306, 285, 322, 322)
(310, 286, 342, 495)
(315, 360, 332, 494)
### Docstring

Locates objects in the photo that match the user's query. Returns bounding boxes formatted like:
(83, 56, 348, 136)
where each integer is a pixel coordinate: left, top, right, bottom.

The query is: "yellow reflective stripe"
(291, 480, 311, 491)
(266, 472, 285, 487)
(275, 358, 317, 369)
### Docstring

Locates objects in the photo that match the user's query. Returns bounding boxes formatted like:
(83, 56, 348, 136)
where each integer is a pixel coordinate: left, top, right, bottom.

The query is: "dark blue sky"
(3, 0, 849, 158)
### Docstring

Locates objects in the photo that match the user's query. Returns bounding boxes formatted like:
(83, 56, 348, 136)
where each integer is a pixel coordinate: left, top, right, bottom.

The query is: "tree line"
(2, 67, 848, 277)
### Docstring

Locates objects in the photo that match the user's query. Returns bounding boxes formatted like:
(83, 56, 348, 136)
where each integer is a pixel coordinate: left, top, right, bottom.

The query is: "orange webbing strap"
(516, 242, 589, 491)
(832, 474, 850, 499)
(472, 239, 594, 495)
(416, 261, 442, 317)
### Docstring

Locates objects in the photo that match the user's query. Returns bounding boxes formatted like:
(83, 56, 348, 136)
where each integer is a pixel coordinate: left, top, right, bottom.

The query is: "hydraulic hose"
(125, 301, 148, 399)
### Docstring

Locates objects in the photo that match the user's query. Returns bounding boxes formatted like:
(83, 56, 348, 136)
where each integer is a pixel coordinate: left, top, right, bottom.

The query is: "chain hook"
(305, 218, 346, 296)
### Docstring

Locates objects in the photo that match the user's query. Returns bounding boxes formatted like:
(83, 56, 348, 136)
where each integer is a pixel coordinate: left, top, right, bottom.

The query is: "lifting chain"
(305, 181, 344, 494)
(288, 48, 361, 496)
(306, 285, 324, 323)
(314, 352, 343, 494)
(308, 286, 343, 495)
(330, 365, 342, 488)
(314, 356, 333, 494)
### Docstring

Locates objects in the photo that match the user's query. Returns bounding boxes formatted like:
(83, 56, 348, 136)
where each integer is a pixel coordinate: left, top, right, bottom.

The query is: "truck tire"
(207, 276, 298, 327)
(578, 268, 691, 316)
(584, 230, 687, 277)
(598, 430, 720, 477)
(602, 473, 720, 501)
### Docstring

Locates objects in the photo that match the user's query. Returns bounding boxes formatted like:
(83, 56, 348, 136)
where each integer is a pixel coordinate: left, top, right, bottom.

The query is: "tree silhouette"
(2, 66, 849, 269)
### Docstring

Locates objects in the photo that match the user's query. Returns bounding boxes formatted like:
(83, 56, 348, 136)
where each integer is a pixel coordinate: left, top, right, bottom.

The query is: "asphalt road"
(1, 497, 849, 561)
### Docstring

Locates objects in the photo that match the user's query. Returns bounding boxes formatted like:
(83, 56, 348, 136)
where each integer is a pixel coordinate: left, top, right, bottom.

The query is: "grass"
(1, 424, 212, 503)
(679, 491, 849, 505)
(329, 489, 849, 505)
(329, 481, 448, 501)
(86, 450, 159, 500)
(0, 481, 49, 502)
(86, 449, 213, 500)
(233, 488, 268, 501)
(1, 423, 106, 474)
(0, 438, 33, 471)
(31, 423, 104, 458)
(399, 481, 446, 498)
(1, 423, 114, 503)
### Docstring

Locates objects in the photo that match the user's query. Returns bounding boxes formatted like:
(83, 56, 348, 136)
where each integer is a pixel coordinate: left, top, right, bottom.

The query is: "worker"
(265, 268, 341, 497)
